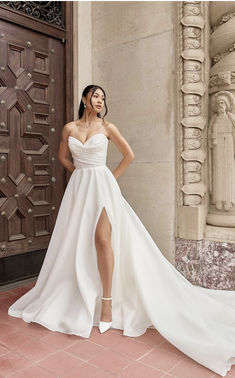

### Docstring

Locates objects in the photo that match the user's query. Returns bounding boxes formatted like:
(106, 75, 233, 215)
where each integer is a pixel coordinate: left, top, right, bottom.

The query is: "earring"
(84, 103, 86, 108)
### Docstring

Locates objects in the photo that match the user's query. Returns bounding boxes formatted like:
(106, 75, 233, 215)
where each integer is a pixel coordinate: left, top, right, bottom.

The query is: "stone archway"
(176, 1, 235, 290)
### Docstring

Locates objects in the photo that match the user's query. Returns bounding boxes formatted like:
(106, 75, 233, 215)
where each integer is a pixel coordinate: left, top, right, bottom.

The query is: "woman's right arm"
(58, 124, 75, 173)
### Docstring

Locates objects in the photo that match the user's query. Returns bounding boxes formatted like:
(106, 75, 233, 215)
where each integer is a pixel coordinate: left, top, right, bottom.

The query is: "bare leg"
(95, 207, 113, 322)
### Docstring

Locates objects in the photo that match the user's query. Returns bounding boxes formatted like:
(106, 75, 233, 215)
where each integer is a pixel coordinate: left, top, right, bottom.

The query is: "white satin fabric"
(8, 133, 235, 376)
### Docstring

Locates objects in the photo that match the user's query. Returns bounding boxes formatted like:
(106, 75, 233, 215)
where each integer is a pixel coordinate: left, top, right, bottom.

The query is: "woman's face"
(83, 88, 105, 113)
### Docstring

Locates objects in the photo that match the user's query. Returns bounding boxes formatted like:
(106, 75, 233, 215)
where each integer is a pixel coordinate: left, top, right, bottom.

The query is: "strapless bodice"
(68, 133, 109, 169)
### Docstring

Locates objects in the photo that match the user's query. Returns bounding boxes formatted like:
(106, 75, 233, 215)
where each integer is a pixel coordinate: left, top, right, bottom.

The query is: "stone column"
(177, 1, 210, 240)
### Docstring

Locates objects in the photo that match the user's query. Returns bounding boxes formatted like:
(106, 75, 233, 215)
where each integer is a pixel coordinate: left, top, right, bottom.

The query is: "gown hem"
(8, 309, 155, 339)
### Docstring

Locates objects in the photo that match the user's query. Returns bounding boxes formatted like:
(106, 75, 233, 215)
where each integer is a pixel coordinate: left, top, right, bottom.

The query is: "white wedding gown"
(8, 133, 235, 376)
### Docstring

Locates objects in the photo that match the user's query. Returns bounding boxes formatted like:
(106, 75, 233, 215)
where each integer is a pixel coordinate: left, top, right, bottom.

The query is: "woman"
(57, 84, 135, 333)
(8, 85, 235, 377)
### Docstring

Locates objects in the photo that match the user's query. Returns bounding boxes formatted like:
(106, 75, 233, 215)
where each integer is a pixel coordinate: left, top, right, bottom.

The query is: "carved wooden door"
(0, 19, 65, 260)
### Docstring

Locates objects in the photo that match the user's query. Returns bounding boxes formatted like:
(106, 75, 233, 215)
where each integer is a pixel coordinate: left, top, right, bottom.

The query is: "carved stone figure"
(208, 91, 235, 211)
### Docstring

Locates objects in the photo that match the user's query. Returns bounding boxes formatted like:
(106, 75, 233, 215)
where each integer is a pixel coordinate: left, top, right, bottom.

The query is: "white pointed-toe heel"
(98, 297, 112, 334)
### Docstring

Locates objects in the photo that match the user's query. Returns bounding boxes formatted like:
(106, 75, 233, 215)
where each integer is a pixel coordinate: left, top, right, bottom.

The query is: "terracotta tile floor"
(0, 281, 234, 378)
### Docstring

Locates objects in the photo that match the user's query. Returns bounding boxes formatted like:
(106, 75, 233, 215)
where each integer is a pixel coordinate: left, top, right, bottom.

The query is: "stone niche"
(176, 1, 235, 290)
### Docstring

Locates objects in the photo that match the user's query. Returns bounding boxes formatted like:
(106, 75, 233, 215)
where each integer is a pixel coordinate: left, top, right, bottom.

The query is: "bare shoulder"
(64, 121, 76, 131)
(104, 121, 131, 147)
(103, 121, 134, 158)
(63, 120, 79, 133)
(61, 121, 75, 141)
(105, 121, 122, 137)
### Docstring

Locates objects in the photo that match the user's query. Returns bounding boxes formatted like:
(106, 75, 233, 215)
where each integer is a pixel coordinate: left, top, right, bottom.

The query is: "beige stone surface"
(205, 224, 235, 242)
(210, 2, 235, 26)
(93, 30, 175, 164)
(210, 17, 235, 57)
(73, 1, 92, 119)
(91, 1, 175, 262)
(178, 205, 206, 240)
(92, 1, 173, 52)
(108, 161, 175, 264)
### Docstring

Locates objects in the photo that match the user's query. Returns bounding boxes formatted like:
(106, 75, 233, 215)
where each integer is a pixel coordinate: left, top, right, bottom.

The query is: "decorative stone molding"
(212, 44, 235, 66)
(211, 11, 235, 33)
(176, 2, 235, 289)
(207, 6, 235, 231)
(177, 1, 209, 239)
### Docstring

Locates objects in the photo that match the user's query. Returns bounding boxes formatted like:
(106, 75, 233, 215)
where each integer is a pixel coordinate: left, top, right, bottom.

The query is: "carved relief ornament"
(179, 1, 207, 208)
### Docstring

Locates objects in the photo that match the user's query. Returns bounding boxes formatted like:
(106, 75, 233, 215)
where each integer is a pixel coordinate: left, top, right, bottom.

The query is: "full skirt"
(8, 165, 235, 377)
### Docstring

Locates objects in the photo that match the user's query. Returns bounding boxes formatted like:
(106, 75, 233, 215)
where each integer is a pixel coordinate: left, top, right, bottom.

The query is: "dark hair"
(77, 84, 108, 123)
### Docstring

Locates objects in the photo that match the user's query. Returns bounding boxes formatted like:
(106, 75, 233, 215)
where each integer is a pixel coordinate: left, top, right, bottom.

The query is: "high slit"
(94, 206, 113, 242)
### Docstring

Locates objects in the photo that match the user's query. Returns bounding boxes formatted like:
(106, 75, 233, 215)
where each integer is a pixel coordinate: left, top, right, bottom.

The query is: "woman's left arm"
(107, 123, 135, 179)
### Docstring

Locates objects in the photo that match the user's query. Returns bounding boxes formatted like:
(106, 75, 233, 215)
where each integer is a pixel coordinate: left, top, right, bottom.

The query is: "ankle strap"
(102, 297, 112, 300)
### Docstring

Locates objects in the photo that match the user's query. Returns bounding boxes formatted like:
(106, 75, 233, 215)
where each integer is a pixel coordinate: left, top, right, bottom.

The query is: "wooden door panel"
(0, 19, 65, 258)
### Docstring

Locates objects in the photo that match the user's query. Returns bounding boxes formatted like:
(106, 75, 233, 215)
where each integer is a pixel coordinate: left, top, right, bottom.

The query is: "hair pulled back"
(77, 85, 108, 123)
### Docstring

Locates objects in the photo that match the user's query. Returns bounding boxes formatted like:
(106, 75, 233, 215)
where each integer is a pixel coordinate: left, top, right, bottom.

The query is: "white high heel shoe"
(98, 297, 112, 334)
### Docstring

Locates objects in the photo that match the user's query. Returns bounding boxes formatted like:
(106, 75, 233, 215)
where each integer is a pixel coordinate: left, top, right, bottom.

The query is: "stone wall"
(91, 1, 176, 263)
